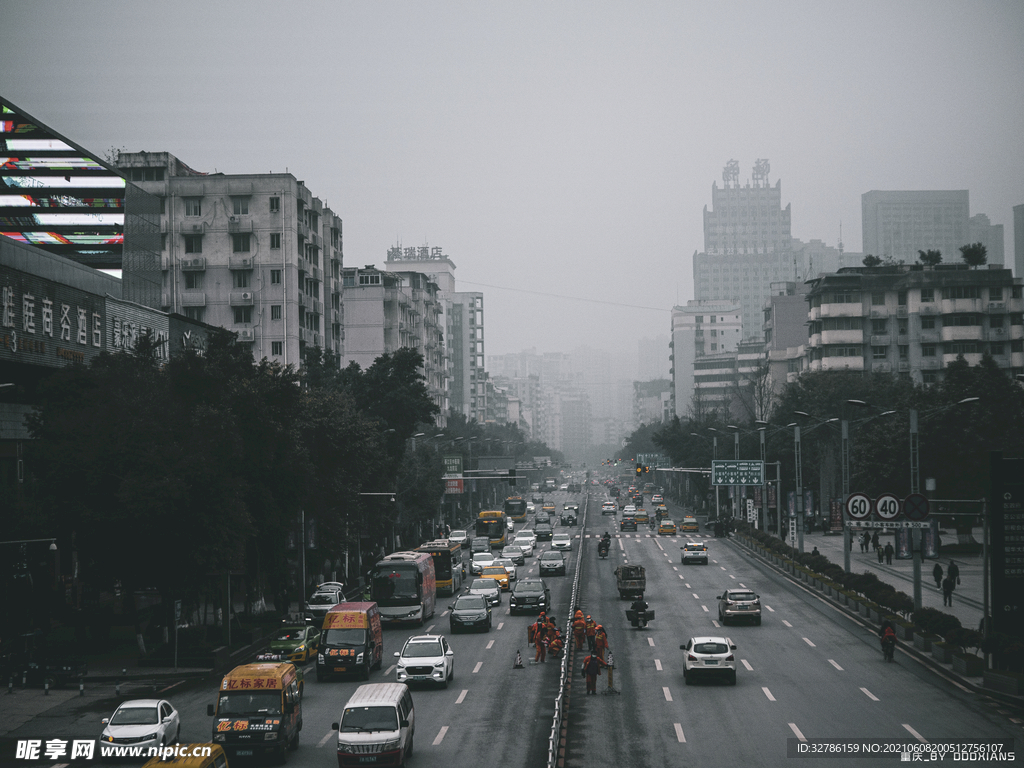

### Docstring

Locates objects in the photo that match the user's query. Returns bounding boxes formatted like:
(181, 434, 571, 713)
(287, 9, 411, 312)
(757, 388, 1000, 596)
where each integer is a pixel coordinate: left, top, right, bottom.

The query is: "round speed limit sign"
(846, 492, 871, 520)
(875, 493, 902, 520)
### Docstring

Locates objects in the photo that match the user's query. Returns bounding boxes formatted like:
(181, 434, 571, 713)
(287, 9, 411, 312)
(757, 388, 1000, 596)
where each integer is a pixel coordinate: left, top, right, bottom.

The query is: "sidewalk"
(807, 527, 984, 631)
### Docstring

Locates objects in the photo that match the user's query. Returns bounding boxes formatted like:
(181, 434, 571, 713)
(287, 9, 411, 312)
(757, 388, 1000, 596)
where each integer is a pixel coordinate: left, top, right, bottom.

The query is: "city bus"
(370, 551, 437, 625)
(416, 539, 464, 596)
(476, 509, 508, 549)
(503, 496, 528, 522)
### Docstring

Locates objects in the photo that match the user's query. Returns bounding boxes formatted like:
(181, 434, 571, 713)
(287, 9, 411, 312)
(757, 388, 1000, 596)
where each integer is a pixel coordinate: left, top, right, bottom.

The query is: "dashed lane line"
(712, 620, 720, 628)
(674, 723, 686, 743)
(317, 731, 334, 748)
(672, 566, 679, 571)
(497, 622, 504, 630)
(789, 723, 807, 742)
(762, 687, 776, 701)
(903, 724, 928, 743)
(729, 575, 736, 579)
(656, 540, 664, 551)
(782, 620, 792, 628)
(486, 640, 494, 649)
(860, 687, 879, 701)
(473, 661, 483, 673)
(685, 584, 691, 588)
(765, 605, 775, 612)
(433, 726, 449, 746)
(679, 574, 685, 579)
(692, 593, 700, 599)
(655, 659, 663, 671)
(828, 659, 843, 671)
(648, 637, 655, 647)
(456, 689, 468, 704)
(426, 624, 434, 632)
(738, 583, 746, 588)
(702, 605, 709, 612)
(803, 637, 816, 648)
(441, 610, 450, 616)
(663, 686, 673, 702)
(741, 660, 753, 671)
(720, 566, 727, 570)
(384, 665, 396, 676)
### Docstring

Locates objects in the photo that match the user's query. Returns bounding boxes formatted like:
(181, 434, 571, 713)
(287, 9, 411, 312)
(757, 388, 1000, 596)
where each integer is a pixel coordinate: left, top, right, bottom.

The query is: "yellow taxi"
(658, 520, 677, 536)
(633, 508, 649, 524)
(679, 516, 699, 533)
(480, 565, 511, 591)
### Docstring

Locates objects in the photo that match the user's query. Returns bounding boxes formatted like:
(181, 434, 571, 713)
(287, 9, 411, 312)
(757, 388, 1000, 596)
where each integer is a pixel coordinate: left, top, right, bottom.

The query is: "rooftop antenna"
(838, 221, 844, 257)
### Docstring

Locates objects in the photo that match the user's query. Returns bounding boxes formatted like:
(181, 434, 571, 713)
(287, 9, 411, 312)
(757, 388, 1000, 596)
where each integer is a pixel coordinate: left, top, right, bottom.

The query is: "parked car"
(681, 636, 737, 685)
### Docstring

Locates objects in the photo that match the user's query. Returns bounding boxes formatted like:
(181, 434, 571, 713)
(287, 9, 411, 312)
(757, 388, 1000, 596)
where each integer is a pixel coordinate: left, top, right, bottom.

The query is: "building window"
(898, 290, 908, 306)
(231, 196, 250, 215)
(1012, 314, 1024, 326)
(990, 343, 1004, 355)
(1013, 286, 1022, 299)
(920, 288, 934, 302)
(990, 287, 1003, 301)
(269, 196, 281, 213)
(871, 319, 887, 334)
(942, 314, 981, 327)
(184, 235, 202, 253)
(872, 292, 886, 306)
(183, 307, 204, 322)
(184, 272, 203, 290)
(358, 273, 381, 286)
(921, 316, 935, 329)
(271, 305, 282, 320)
(233, 271, 250, 289)
(899, 345, 909, 360)
(232, 234, 251, 252)
(872, 345, 888, 360)
(233, 306, 253, 324)
(1012, 340, 1024, 352)
(160, 233, 167, 251)
(941, 285, 981, 300)
(127, 167, 166, 182)
(898, 319, 908, 335)
(184, 198, 202, 216)
(990, 316, 1004, 328)
(270, 269, 282, 285)
(921, 344, 936, 357)
(272, 341, 283, 355)
(270, 232, 281, 249)
(923, 371, 938, 384)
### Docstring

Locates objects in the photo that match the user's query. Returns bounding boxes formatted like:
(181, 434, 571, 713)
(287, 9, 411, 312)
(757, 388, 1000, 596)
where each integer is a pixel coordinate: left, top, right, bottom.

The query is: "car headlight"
(264, 732, 278, 741)
(382, 738, 401, 751)
(318, 653, 324, 663)
(356, 652, 364, 664)
(143, 733, 158, 741)
(294, 645, 305, 654)
(337, 742, 355, 754)
(213, 734, 226, 743)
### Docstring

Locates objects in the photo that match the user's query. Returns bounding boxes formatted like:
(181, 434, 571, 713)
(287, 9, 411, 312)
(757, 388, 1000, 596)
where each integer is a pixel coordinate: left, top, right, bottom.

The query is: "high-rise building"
(449, 292, 486, 422)
(637, 335, 670, 380)
(762, 281, 810, 399)
(968, 214, 1004, 267)
(861, 190, 970, 264)
(115, 151, 343, 369)
(1013, 204, 1024, 279)
(670, 300, 741, 419)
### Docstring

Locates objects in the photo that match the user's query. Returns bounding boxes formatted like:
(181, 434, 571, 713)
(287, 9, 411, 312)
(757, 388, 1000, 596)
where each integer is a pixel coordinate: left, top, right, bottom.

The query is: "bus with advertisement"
(503, 496, 528, 522)
(370, 551, 437, 626)
(476, 509, 508, 549)
(416, 539, 464, 596)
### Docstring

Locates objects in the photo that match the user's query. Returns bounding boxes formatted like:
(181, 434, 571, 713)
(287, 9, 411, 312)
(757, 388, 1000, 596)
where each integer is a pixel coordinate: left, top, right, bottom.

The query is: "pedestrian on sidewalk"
(942, 576, 954, 606)
(877, 544, 884, 564)
(948, 560, 960, 586)
(871, 530, 880, 551)
(859, 532, 867, 553)
(884, 542, 894, 565)
(933, 562, 943, 589)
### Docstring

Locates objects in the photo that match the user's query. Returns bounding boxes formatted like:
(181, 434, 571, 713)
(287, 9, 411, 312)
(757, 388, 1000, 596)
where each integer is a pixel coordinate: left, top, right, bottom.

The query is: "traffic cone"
(514, 650, 524, 669)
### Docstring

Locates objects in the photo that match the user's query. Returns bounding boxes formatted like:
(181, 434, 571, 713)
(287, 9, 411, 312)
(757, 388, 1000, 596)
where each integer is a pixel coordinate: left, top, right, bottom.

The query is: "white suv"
(394, 635, 454, 688)
(681, 636, 737, 685)
(681, 541, 709, 565)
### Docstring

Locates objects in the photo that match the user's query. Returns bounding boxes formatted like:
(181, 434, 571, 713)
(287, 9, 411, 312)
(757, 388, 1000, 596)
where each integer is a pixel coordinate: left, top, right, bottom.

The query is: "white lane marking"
(497, 622, 504, 630)
(741, 659, 753, 671)
(720, 566, 727, 570)
(692, 593, 700, 599)
(384, 665, 396, 676)
(456, 689, 468, 704)
(828, 659, 843, 671)
(679, 574, 685, 579)
(685, 583, 691, 588)
(425, 624, 434, 632)
(656, 540, 664, 551)
(432, 726, 449, 745)
(655, 659, 663, 671)
(648, 637, 655, 647)
(762, 687, 776, 701)
(673, 566, 679, 571)
(782, 620, 792, 628)
(765, 605, 775, 612)
(803, 637, 816, 647)
(903, 724, 928, 743)
(860, 687, 879, 701)
(505, 608, 510, 615)
(738, 583, 746, 588)
(618, 540, 624, 550)
(729, 574, 736, 579)
(441, 610, 450, 617)
(486, 640, 494, 649)
(712, 560, 718, 563)
(789, 723, 806, 742)
(472, 661, 483, 673)
(317, 731, 334, 748)
(702, 605, 709, 612)
(674, 723, 686, 742)
(663, 686, 673, 701)
(712, 620, 720, 627)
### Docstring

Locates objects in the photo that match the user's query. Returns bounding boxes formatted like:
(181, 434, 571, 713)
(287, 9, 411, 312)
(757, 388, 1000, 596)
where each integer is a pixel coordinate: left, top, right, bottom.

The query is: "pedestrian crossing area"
(582, 533, 712, 540)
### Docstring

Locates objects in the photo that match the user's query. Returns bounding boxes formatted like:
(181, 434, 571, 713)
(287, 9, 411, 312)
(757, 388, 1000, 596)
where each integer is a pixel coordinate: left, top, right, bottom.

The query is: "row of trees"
(862, 242, 988, 268)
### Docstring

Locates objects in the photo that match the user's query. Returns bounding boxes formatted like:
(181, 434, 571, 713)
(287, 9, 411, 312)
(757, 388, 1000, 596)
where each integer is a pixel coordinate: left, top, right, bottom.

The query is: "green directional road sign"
(712, 460, 764, 486)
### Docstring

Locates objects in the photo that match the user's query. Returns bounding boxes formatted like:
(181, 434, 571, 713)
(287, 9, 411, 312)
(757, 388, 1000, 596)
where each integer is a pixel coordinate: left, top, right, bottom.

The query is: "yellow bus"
(503, 496, 528, 522)
(416, 539, 464, 596)
(476, 509, 508, 549)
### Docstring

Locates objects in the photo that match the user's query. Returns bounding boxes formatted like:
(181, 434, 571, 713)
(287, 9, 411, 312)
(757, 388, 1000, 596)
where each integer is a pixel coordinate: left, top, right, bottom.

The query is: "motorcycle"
(882, 637, 896, 663)
(598, 539, 610, 559)
(626, 604, 654, 629)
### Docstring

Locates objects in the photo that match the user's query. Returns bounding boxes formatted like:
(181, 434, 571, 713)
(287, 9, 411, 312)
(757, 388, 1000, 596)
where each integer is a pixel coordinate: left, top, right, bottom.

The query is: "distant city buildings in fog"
(1013, 204, 1024, 280)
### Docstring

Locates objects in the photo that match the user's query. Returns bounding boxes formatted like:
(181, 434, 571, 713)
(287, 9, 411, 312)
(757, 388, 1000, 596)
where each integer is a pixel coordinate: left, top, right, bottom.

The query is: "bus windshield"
(503, 498, 527, 520)
(371, 564, 420, 605)
(476, 517, 504, 539)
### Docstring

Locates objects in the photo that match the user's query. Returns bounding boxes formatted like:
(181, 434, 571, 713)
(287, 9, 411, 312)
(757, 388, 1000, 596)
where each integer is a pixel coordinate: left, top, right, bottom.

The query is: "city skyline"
(2, 1, 1022, 356)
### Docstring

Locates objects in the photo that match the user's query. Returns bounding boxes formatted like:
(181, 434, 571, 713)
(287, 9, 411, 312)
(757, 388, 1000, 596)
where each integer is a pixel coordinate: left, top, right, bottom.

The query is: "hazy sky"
(2, 1, 1022, 358)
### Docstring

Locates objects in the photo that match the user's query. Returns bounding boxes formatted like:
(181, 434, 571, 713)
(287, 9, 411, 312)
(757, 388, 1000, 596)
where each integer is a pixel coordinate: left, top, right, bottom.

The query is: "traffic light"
(636, 465, 642, 477)
(507, 469, 516, 487)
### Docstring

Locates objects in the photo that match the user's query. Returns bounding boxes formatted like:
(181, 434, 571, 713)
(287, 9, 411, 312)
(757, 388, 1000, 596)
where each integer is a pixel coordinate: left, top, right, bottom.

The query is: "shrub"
(945, 628, 983, 655)
(912, 607, 962, 638)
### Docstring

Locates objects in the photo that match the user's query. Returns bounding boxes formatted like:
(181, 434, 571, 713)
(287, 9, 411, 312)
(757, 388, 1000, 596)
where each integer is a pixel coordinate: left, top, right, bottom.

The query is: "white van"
(332, 683, 415, 767)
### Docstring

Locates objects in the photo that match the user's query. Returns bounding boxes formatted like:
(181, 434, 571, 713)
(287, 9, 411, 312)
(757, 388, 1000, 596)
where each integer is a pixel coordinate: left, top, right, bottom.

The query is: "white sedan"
(512, 536, 535, 557)
(470, 552, 496, 575)
(551, 533, 572, 551)
(100, 699, 180, 750)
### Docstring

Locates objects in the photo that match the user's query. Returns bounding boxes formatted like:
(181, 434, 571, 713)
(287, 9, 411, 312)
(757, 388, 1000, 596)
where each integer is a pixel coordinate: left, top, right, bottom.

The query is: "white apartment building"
(670, 300, 741, 418)
(116, 152, 342, 369)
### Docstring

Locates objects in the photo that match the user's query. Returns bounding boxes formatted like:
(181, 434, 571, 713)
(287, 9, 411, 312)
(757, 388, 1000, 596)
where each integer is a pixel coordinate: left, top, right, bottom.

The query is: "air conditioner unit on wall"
(241, 292, 253, 301)
(237, 329, 255, 342)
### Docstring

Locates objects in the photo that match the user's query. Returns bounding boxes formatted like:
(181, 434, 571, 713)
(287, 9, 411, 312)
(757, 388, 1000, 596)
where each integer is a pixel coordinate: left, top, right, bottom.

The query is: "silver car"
(100, 699, 180, 750)
(717, 589, 761, 625)
(466, 578, 502, 606)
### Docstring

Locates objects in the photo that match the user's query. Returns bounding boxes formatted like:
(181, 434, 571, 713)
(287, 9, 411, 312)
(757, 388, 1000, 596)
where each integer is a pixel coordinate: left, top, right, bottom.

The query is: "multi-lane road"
(3, 487, 1022, 767)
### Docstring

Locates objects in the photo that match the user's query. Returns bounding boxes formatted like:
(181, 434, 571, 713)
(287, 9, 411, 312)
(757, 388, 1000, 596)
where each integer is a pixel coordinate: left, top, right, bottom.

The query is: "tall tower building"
(670, 300, 742, 419)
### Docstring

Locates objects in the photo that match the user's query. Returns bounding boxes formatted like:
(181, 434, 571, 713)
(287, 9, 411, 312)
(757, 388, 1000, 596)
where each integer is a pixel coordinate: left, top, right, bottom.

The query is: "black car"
(449, 594, 492, 633)
(620, 516, 637, 532)
(509, 577, 551, 614)
(535, 512, 552, 526)
(535, 523, 554, 541)
(532, 495, 545, 504)
(538, 551, 566, 576)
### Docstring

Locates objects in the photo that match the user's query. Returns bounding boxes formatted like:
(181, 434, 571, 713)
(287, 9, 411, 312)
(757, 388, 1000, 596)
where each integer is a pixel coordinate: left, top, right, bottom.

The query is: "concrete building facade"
(862, 190, 970, 264)
(670, 300, 741, 419)
(1013, 204, 1024, 279)
(968, 213, 1004, 267)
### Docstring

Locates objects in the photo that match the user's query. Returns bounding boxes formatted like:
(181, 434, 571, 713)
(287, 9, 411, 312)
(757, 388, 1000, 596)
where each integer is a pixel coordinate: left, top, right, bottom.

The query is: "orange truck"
(208, 661, 302, 761)
(316, 602, 383, 681)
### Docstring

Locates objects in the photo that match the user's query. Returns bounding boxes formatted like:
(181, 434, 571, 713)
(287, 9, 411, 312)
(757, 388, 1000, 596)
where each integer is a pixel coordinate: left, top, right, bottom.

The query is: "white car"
(493, 557, 518, 581)
(448, 530, 469, 548)
(601, 501, 617, 513)
(681, 636, 737, 685)
(470, 552, 496, 575)
(622, 504, 637, 515)
(518, 529, 537, 545)
(100, 699, 180, 750)
(506, 517, 515, 532)
(526, 502, 536, 513)
(559, 484, 569, 491)
(466, 578, 502, 606)
(551, 533, 572, 551)
(512, 537, 534, 557)
(394, 635, 454, 688)
(681, 541, 709, 565)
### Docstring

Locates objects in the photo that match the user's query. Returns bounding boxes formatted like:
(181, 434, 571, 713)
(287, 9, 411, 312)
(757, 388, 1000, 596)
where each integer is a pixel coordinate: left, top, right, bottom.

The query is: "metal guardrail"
(547, 492, 588, 768)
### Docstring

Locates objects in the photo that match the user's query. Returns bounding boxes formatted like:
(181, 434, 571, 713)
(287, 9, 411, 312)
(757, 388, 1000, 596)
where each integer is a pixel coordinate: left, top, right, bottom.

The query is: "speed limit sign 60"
(846, 492, 871, 520)
(875, 493, 901, 520)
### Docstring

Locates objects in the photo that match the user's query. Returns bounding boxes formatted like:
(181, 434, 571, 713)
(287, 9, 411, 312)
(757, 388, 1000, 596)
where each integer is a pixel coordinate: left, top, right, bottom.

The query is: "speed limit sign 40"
(875, 493, 902, 520)
(846, 492, 871, 520)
